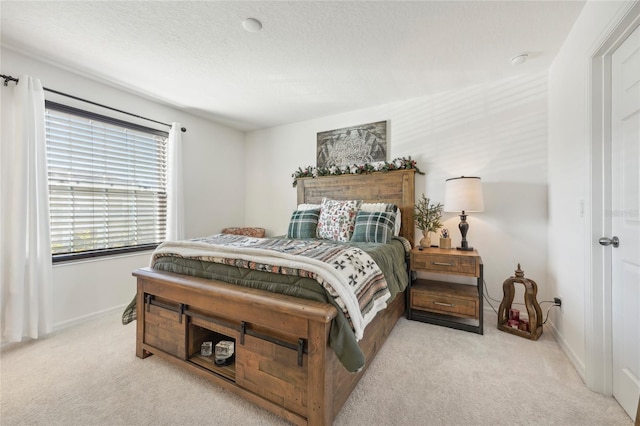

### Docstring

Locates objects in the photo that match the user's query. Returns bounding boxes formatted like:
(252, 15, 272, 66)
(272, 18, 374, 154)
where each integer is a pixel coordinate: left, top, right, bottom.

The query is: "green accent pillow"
(287, 209, 320, 239)
(351, 211, 395, 244)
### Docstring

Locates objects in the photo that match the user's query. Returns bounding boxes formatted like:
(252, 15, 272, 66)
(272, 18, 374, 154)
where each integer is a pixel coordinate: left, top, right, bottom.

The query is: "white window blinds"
(45, 103, 168, 258)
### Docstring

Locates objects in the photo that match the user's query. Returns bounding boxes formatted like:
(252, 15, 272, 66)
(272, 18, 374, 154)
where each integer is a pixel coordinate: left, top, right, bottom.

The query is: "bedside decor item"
(444, 176, 484, 251)
(316, 120, 387, 167)
(414, 194, 443, 248)
(497, 264, 543, 340)
(439, 228, 451, 249)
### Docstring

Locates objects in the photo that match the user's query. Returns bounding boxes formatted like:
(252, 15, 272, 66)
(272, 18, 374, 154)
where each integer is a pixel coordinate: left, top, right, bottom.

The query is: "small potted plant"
(414, 194, 444, 248)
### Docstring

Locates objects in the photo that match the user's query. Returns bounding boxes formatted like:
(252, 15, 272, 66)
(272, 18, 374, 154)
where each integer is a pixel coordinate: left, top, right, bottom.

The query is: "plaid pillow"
(360, 202, 400, 236)
(317, 198, 362, 242)
(287, 209, 320, 239)
(351, 211, 395, 244)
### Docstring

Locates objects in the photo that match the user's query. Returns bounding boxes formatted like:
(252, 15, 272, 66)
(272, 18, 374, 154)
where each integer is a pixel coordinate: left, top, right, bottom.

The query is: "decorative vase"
(420, 231, 431, 248)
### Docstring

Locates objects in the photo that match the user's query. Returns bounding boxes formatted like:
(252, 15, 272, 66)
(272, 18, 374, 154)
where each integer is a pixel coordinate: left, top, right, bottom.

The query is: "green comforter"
(127, 237, 409, 372)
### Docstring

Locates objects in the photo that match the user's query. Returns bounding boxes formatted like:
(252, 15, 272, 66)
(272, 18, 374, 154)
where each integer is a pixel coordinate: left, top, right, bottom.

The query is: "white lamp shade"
(444, 176, 484, 213)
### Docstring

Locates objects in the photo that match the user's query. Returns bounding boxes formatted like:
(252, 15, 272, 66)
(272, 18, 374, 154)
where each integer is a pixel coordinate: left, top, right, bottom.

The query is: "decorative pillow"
(360, 202, 401, 236)
(360, 202, 397, 212)
(221, 227, 266, 238)
(316, 198, 362, 242)
(287, 209, 320, 239)
(351, 211, 396, 244)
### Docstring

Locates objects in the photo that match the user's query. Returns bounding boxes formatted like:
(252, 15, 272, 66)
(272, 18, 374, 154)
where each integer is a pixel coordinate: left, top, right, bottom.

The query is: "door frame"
(587, 1, 640, 395)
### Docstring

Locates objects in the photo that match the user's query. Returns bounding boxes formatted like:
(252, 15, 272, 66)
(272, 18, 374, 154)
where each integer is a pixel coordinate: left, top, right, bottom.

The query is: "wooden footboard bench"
(134, 267, 405, 425)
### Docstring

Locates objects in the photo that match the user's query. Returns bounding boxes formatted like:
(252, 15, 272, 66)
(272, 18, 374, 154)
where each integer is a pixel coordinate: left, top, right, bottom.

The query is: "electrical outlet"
(554, 297, 562, 307)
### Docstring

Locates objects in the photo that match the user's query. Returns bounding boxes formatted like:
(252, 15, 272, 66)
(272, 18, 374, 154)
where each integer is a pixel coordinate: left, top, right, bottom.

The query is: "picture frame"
(316, 120, 387, 167)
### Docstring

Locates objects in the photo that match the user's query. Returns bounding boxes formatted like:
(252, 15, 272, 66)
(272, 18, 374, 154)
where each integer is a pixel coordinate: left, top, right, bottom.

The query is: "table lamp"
(444, 176, 484, 251)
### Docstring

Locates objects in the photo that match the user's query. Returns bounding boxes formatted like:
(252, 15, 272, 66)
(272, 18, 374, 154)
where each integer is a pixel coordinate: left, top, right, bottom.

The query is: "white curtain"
(166, 122, 184, 241)
(0, 75, 53, 343)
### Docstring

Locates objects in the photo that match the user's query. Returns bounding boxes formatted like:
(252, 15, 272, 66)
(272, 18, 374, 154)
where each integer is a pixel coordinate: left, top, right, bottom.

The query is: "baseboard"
(0, 304, 128, 350)
(546, 319, 586, 382)
(52, 303, 128, 332)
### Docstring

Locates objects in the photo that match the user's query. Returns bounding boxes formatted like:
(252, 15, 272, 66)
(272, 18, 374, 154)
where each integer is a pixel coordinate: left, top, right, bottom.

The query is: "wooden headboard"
(296, 169, 416, 242)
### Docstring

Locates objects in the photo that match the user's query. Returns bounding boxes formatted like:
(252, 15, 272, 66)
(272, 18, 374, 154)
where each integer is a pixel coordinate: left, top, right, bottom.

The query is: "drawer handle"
(432, 261, 454, 266)
(433, 301, 455, 307)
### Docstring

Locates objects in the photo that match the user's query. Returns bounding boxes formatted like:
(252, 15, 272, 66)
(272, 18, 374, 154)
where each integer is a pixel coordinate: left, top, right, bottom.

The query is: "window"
(45, 101, 168, 261)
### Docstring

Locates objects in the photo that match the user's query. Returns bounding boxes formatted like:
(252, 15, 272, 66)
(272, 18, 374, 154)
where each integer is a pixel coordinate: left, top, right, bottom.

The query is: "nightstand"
(407, 247, 483, 334)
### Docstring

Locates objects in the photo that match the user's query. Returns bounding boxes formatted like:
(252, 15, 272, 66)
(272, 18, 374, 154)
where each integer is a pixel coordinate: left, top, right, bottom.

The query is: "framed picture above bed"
(316, 120, 387, 167)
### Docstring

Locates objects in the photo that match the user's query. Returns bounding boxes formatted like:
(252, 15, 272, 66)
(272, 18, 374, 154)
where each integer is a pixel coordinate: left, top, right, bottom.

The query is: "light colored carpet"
(0, 309, 632, 426)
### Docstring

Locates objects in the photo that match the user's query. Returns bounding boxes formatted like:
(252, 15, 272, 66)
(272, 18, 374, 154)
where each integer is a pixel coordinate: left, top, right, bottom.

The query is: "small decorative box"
(507, 319, 519, 329)
(519, 319, 529, 332)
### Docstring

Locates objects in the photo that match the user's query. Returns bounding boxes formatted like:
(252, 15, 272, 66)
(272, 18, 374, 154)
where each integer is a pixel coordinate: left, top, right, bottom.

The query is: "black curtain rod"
(2, 74, 19, 86)
(1, 73, 186, 133)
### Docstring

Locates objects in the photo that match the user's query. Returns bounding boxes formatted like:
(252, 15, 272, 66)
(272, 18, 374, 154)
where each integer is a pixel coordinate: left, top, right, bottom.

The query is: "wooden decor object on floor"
(497, 264, 543, 340)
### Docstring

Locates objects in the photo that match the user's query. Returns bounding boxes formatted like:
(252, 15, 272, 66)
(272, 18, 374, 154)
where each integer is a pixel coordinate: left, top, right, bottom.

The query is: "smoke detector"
(242, 18, 263, 32)
(510, 53, 529, 65)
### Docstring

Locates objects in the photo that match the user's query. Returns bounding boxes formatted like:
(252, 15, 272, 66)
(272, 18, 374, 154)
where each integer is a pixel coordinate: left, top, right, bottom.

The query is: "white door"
(611, 23, 640, 421)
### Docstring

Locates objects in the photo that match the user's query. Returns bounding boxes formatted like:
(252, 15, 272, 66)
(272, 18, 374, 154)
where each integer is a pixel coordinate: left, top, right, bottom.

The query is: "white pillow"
(360, 203, 401, 236)
(297, 203, 321, 211)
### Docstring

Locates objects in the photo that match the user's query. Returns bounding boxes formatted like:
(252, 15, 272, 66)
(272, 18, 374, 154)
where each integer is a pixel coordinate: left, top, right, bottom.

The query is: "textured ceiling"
(1, 1, 586, 131)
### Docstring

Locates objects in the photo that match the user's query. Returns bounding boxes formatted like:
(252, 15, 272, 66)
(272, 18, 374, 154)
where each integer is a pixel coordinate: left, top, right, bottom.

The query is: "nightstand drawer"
(411, 252, 478, 276)
(410, 279, 479, 319)
(411, 292, 477, 318)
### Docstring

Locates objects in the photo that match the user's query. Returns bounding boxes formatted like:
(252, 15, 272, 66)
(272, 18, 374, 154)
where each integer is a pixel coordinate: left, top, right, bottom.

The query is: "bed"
(131, 169, 415, 425)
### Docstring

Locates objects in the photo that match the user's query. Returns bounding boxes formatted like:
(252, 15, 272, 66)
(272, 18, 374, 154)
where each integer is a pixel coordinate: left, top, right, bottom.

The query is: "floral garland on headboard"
(291, 156, 424, 187)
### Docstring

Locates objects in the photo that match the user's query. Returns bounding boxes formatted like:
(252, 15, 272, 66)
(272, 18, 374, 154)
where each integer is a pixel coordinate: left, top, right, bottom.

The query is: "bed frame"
(133, 169, 415, 425)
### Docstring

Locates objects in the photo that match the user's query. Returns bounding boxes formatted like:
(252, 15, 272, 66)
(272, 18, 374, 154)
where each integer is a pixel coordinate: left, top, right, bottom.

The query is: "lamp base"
(456, 213, 474, 251)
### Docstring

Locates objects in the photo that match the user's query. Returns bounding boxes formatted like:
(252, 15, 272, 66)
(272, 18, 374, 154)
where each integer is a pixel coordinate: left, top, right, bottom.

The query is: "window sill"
(52, 244, 159, 264)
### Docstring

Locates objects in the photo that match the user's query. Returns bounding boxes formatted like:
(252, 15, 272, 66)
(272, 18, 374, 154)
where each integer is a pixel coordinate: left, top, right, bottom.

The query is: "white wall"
(245, 71, 550, 310)
(547, 0, 634, 381)
(1, 48, 245, 328)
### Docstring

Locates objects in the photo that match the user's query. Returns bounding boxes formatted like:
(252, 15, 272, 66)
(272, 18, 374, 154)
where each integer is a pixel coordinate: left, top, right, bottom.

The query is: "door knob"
(598, 236, 620, 248)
